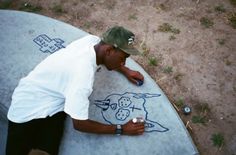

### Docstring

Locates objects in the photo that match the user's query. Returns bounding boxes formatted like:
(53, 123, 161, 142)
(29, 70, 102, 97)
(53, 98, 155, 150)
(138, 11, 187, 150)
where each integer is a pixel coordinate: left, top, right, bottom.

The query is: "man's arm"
(72, 119, 145, 135)
(116, 65, 144, 85)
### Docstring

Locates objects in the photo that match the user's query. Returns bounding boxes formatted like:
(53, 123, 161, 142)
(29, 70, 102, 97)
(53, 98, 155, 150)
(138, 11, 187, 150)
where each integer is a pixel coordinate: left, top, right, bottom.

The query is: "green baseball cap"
(101, 26, 141, 55)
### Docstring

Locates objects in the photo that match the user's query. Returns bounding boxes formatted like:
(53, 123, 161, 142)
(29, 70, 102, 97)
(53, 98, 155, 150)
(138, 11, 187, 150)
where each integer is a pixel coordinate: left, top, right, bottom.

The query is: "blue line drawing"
(33, 34, 65, 53)
(94, 92, 169, 132)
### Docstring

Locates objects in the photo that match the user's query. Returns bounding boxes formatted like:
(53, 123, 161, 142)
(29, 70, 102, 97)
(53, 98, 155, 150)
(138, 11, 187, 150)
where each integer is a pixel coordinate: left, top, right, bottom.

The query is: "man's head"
(101, 26, 140, 56)
(95, 26, 140, 70)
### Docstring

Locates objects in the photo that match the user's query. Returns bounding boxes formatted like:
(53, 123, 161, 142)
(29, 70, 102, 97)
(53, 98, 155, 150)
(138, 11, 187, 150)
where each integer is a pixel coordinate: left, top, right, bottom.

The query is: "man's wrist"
(115, 124, 123, 135)
(117, 65, 129, 75)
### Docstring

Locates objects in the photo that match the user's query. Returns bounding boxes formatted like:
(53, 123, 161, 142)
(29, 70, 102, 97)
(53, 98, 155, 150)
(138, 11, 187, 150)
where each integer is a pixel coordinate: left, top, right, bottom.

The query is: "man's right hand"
(122, 119, 145, 135)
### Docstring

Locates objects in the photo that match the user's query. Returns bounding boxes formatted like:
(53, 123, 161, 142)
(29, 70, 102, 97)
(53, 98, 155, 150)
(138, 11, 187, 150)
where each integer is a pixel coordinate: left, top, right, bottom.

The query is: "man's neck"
(94, 44, 103, 66)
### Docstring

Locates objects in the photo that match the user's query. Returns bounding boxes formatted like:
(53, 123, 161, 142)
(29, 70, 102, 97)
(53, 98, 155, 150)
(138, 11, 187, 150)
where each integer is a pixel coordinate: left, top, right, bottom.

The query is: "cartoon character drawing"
(33, 34, 65, 53)
(94, 92, 169, 132)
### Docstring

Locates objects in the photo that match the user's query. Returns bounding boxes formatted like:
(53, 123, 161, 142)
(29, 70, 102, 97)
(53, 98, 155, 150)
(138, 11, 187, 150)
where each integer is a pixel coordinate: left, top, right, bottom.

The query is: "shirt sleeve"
(64, 64, 95, 120)
(64, 88, 92, 120)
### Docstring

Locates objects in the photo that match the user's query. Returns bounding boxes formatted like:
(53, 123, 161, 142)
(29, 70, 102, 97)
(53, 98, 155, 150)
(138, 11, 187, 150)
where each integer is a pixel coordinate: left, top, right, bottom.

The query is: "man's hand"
(125, 69, 144, 85)
(116, 65, 144, 85)
(122, 119, 145, 135)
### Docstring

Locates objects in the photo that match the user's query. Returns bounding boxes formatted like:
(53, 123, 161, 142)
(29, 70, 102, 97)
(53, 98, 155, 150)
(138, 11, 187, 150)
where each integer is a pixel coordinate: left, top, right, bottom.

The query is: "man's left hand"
(117, 65, 144, 85)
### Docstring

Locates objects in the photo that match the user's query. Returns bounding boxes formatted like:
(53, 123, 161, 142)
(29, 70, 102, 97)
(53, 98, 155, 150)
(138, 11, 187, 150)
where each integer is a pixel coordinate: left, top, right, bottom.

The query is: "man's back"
(7, 35, 100, 123)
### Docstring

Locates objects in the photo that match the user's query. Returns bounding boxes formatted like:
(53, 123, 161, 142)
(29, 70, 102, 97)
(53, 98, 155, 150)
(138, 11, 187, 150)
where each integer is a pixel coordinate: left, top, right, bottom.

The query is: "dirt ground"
(1, 0, 236, 154)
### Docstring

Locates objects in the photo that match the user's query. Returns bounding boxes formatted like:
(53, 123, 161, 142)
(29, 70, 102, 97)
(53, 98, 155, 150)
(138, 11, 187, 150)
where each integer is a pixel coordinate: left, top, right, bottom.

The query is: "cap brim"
(120, 47, 141, 55)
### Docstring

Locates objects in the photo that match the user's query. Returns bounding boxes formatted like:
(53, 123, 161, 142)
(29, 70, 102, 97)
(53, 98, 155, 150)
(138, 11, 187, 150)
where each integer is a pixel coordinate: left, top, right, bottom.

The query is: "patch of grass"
(159, 3, 166, 10)
(171, 28, 180, 34)
(194, 103, 211, 114)
(163, 66, 173, 73)
(175, 97, 184, 107)
(216, 38, 226, 45)
(155, 3, 167, 11)
(229, 0, 236, 6)
(159, 23, 172, 32)
(148, 56, 159, 66)
(83, 22, 91, 29)
(211, 133, 224, 148)
(192, 115, 207, 124)
(19, 2, 42, 12)
(158, 23, 180, 34)
(200, 17, 214, 28)
(73, 2, 78, 6)
(174, 73, 184, 81)
(169, 35, 176, 40)
(51, 4, 67, 14)
(140, 41, 150, 56)
(215, 4, 226, 13)
(228, 13, 236, 29)
(233, 86, 236, 92)
(224, 59, 232, 66)
(0, 1, 12, 9)
(128, 13, 138, 20)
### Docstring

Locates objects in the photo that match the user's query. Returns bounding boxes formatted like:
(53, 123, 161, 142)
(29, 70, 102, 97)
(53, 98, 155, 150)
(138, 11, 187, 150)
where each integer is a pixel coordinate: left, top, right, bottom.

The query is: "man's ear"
(104, 45, 114, 56)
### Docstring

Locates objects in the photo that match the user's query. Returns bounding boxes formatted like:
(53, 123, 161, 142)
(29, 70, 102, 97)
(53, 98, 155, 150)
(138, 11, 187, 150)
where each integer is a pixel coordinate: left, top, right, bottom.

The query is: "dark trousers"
(6, 112, 66, 155)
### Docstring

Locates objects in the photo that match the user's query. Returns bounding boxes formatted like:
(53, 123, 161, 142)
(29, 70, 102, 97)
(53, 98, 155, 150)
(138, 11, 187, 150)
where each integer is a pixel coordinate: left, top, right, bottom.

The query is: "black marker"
(136, 79, 144, 86)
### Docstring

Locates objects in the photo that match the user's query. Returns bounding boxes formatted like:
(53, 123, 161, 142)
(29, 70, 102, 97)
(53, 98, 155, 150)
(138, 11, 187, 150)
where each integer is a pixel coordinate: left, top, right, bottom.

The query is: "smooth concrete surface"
(0, 10, 199, 155)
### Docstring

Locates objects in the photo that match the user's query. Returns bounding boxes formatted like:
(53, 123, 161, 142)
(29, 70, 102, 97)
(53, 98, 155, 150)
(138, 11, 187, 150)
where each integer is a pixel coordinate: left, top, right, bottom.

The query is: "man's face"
(104, 48, 130, 71)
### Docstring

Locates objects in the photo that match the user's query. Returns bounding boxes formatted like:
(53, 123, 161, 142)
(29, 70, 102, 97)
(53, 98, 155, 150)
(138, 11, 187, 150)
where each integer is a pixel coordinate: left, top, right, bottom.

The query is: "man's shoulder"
(70, 35, 100, 46)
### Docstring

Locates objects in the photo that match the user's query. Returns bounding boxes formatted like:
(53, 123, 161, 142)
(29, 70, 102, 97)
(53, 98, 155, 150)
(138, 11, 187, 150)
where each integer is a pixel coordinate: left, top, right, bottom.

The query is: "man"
(6, 26, 145, 155)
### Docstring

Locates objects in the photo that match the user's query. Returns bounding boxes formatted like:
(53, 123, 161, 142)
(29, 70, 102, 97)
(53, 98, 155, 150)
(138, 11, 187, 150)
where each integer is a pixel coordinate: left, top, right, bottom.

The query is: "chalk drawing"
(94, 92, 169, 132)
(33, 34, 65, 53)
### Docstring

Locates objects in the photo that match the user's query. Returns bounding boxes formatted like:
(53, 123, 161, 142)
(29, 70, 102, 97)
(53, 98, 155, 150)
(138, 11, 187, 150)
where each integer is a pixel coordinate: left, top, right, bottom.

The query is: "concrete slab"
(0, 10, 199, 155)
